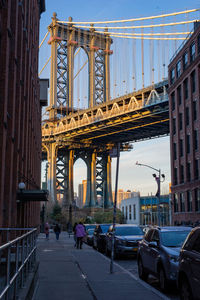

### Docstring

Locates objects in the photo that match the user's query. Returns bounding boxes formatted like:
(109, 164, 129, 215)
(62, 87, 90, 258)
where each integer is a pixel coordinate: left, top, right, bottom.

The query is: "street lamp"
(136, 161, 165, 226)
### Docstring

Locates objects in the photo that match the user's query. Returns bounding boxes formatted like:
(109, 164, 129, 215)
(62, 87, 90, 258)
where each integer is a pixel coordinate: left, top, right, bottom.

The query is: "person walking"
(44, 222, 50, 240)
(54, 224, 61, 240)
(73, 222, 78, 247)
(75, 222, 86, 249)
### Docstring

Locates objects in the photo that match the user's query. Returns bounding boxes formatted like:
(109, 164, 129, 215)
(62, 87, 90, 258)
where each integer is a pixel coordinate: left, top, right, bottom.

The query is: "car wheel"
(138, 257, 148, 281)
(159, 267, 168, 292)
(179, 277, 192, 300)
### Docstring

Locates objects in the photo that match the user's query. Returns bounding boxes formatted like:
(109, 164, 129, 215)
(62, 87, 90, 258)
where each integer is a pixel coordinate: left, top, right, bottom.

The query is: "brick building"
(168, 22, 200, 225)
(0, 1, 45, 228)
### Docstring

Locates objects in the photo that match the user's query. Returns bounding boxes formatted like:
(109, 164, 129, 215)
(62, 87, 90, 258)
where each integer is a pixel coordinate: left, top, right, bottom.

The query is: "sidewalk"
(33, 232, 169, 300)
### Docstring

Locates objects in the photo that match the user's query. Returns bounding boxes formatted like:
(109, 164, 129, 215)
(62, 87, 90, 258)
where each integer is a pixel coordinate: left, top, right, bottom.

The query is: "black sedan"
(93, 224, 111, 253)
(177, 226, 200, 300)
(105, 224, 144, 258)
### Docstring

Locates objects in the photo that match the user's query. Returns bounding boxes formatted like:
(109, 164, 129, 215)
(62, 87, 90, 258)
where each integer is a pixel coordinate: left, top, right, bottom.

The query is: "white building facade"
(120, 192, 140, 225)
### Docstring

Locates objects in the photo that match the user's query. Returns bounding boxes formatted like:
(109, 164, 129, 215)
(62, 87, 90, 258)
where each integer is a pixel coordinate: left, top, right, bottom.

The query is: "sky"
(39, 0, 200, 196)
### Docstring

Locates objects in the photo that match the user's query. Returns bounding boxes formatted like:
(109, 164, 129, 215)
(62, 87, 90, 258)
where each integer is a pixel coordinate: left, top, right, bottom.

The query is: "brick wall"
(0, 0, 45, 228)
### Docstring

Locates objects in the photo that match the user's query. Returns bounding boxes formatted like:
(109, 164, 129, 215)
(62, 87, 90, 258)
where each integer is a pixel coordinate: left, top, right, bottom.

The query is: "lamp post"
(136, 162, 165, 226)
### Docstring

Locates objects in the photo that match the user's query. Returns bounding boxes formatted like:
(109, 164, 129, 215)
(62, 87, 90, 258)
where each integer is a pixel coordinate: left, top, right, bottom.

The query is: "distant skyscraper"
(78, 180, 87, 208)
(113, 189, 133, 208)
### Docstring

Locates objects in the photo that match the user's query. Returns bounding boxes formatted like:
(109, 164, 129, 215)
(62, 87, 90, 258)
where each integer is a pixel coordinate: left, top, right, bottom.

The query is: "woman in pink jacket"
(75, 222, 86, 249)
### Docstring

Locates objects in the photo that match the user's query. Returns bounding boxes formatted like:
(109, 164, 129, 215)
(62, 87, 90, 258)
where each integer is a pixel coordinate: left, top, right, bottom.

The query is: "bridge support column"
(105, 154, 113, 208)
(67, 150, 74, 205)
(48, 13, 59, 119)
(89, 32, 96, 108)
(47, 143, 57, 203)
(67, 26, 76, 110)
(104, 32, 112, 102)
(85, 151, 97, 207)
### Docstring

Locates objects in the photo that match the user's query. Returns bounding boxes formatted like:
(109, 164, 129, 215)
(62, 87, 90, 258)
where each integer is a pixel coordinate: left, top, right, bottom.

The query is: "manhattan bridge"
(40, 9, 199, 208)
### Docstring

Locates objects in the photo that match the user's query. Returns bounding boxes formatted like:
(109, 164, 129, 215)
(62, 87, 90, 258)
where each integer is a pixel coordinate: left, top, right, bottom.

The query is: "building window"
(171, 92, 175, 111)
(183, 52, 188, 70)
(195, 159, 199, 179)
(170, 68, 175, 84)
(191, 70, 196, 93)
(193, 100, 197, 120)
(190, 42, 195, 62)
(176, 60, 181, 78)
(177, 85, 182, 105)
(187, 135, 190, 154)
(186, 107, 189, 126)
(179, 113, 183, 130)
(183, 78, 188, 99)
(180, 192, 185, 212)
(187, 162, 191, 181)
(133, 204, 136, 220)
(129, 205, 132, 220)
(122, 206, 124, 216)
(180, 139, 183, 157)
(194, 130, 198, 150)
(174, 193, 178, 212)
(180, 165, 184, 183)
(172, 118, 176, 135)
(125, 206, 128, 220)
(195, 188, 200, 211)
(174, 168, 177, 185)
(173, 143, 177, 160)
(187, 191, 192, 212)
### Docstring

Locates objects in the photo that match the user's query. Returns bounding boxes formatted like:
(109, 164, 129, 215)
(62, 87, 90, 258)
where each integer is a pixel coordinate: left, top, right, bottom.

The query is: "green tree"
(93, 209, 124, 224)
(51, 202, 62, 222)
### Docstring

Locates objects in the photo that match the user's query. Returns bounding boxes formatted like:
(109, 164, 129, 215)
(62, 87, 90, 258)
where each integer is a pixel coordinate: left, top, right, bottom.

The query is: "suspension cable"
(57, 8, 199, 24)
(38, 56, 51, 76)
(70, 19, 197, 30)
(105, 35, 188, 40)
(98, 31, 190, 36)
(74, 60, 88, 80)
(39, 32, 49, 49)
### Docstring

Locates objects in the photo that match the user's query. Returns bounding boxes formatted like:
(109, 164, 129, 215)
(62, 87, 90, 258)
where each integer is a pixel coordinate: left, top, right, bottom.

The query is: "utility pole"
(136, 162, 165, 227)
(110, 142, 120, 274)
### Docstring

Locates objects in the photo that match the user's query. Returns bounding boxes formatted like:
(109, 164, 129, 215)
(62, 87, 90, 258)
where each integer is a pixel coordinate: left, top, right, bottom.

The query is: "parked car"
(93, 224, 111, 252)
(105, 224, 144, 258)
(86, 228, 95, 246)
(84, 224, 96, 231)
(177, 227, 200, 300)
(137, 226, 192, 292)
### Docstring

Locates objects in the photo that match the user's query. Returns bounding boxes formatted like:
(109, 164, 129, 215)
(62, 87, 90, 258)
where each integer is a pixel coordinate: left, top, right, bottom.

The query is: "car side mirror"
(149, 241, 158, 248)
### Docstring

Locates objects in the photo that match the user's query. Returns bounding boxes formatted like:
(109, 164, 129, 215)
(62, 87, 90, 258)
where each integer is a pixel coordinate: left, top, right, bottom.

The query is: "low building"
(140, 195, 170, 226)
(120, 193, 170, 226)
(120, 192, 140, 224)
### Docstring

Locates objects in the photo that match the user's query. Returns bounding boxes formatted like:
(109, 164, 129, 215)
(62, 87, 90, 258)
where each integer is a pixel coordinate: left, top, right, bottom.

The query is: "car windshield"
(161, 231, 190, 247)
(115, 226, 143, 236)
(101, 225, 110, 233)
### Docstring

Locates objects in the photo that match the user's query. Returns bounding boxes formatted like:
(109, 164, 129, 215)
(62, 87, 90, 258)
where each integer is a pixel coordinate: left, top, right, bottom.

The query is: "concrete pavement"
(33, 232, 169, 300)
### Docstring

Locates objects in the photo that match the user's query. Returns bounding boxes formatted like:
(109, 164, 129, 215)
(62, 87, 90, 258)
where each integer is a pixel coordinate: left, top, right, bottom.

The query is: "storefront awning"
(17, 190, 49, 202)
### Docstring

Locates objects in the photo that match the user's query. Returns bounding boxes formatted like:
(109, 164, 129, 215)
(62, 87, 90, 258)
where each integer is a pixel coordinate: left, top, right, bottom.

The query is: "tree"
(93, 209, 124, 224)
(51, 202, 62, 222)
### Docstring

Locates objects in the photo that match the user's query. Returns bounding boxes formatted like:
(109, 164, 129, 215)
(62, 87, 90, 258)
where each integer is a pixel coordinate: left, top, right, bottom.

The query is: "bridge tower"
(44, 13, 113, 208)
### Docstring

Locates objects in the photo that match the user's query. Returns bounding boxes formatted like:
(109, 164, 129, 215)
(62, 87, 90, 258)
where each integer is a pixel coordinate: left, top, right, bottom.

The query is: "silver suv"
(137, 226, 192, 291)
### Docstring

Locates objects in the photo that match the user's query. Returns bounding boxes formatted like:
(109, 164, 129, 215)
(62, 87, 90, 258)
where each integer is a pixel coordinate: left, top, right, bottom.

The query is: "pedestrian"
(54, 224, 61, 240)
(75, 222, 86, 249)
(44, 222, 50, 240)
(73, 222, 77, 247)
